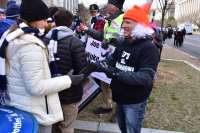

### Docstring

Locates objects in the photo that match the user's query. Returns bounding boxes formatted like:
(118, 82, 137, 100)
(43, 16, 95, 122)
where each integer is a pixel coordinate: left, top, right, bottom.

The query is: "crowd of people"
(162, 26, 186, 48)
(173, 27, 186, 48)
(0, 0, 161, 133)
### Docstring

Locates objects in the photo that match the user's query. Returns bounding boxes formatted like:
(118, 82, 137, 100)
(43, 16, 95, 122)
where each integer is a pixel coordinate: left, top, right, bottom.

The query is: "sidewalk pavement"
(193, 32, 200, 35)
(161, 44, 200, 69)
(74, 120, 184, 133)
(74, 44, 198, 133)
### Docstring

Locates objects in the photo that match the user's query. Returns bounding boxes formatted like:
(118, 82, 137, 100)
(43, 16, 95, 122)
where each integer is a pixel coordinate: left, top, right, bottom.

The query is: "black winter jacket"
(45, 26, 87, 104)
(106, 38, 160, 104)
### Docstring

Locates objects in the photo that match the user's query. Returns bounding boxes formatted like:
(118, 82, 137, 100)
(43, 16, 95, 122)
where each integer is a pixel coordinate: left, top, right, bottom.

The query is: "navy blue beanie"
(6, 2, 20, 19)
(7, 0, 16, 7)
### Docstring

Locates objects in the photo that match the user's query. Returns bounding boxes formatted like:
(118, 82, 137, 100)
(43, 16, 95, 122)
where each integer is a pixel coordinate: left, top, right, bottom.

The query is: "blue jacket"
(0, 19, 16, 37)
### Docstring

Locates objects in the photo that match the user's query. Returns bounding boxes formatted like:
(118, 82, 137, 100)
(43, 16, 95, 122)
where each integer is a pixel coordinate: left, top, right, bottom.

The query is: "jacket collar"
(20, 34, 46, 48)
(5, 28, 46, 48)
(45, 26, 74, 40)
(106, 10, 123, 21)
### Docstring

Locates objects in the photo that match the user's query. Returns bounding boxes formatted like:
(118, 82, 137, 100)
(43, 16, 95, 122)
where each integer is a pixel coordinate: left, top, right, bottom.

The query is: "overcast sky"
(79, 0, 148, 10)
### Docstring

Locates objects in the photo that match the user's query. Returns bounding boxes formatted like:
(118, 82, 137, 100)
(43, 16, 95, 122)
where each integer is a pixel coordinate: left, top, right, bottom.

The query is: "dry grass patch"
(78, 60, 200, 133)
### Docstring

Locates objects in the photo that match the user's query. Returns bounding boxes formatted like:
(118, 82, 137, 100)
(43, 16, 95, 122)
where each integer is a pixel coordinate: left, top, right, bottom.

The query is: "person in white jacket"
(0, 0, 84, 133)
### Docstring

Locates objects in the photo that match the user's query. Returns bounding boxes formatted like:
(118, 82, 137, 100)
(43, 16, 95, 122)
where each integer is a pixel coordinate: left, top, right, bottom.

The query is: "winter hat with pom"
(20, 0, 49, 22)
(7, 0, 16, 7)
(6, 1, 20, 18)
(123, 4, 150, 26)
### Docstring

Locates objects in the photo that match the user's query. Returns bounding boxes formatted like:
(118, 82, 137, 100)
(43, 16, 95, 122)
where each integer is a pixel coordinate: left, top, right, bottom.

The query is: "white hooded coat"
(6, 28, 72, 126)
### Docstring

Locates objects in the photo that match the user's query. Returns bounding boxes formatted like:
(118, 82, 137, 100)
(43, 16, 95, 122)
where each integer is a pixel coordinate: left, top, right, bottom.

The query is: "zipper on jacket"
(45, 95, 49, 114)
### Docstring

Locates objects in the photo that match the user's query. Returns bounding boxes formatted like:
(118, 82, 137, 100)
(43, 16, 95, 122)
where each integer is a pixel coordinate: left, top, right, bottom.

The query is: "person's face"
(121, 19, 137, 39)
(105, 4, 118, 18)
(0, 13, 5, 20)
(90, 10, 97, 17)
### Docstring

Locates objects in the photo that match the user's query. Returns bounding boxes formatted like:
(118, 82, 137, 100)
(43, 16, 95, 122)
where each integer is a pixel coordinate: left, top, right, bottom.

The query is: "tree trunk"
(161, 9, 166, 32)
(160, 12, 165, 44)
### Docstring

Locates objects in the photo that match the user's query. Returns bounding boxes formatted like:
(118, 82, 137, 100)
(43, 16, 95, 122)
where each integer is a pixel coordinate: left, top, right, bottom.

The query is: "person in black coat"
(44, 8, 87, 133)
(85, 4, 160, 133)
(182, 28, 186, 40)
(174, 29, 184, 48)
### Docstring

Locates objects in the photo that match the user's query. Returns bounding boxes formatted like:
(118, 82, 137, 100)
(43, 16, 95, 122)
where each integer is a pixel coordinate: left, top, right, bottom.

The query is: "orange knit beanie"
(123, 3, 151, 26)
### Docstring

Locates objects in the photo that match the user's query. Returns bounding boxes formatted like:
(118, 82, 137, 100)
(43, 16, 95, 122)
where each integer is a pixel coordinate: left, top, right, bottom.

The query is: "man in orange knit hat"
(86, 2, 159, 133)
(78, 0, 125, 115)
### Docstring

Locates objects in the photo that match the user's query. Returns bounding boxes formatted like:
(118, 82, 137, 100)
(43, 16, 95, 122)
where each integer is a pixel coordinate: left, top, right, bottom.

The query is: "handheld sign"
(78, 37, 116, 111)
(85, 37, 115, 84)
(0, 106, 38, 133)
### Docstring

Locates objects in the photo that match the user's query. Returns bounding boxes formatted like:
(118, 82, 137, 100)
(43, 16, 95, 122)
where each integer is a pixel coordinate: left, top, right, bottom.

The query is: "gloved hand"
(78, 64, 97, 77)
(90, 60, 109, 72)
(105, 66, 119, 78)
(84, 61, 106, 73)
(82, 61, 119, 78)
(96, 60, 119, 78)
(101, 42, 109, 49)
(68, 69, 84, 86)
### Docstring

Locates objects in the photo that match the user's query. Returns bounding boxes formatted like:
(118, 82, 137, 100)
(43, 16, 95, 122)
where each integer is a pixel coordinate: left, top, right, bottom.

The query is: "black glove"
(68, 69, 84, 86)
(106, 66, 119, 78)
(83, 61, 106, 73)
(101, 42, 109, 49)
(81, 61, 119, 78)
(96, 60, 119, 78)
(103, 66, 119, 78)
(79, 64, 97, 77)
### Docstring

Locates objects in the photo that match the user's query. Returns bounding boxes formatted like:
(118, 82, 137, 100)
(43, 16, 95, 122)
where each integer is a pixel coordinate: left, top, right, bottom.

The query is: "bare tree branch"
(158, 0, 164, 10)
(156, 1, 162, 12)
(190, 11, 200, 29)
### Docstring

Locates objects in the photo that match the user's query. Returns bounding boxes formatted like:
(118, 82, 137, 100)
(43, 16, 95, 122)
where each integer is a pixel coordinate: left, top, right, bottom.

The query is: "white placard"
(85, 37, 115, 84)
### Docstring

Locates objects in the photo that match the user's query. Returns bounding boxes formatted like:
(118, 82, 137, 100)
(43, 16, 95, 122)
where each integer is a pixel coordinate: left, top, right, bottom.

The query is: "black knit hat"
(20, 0, 49, 22)
(108, 0, 125, 9)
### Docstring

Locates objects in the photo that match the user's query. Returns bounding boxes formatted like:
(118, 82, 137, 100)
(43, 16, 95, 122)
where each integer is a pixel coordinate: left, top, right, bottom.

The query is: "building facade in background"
(175, 0, 200, 24)
(150, 0, 175, 23)
(45, 0, 79, 14)
(16, 0, 79, 14)
(166, 0, 175, 19)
